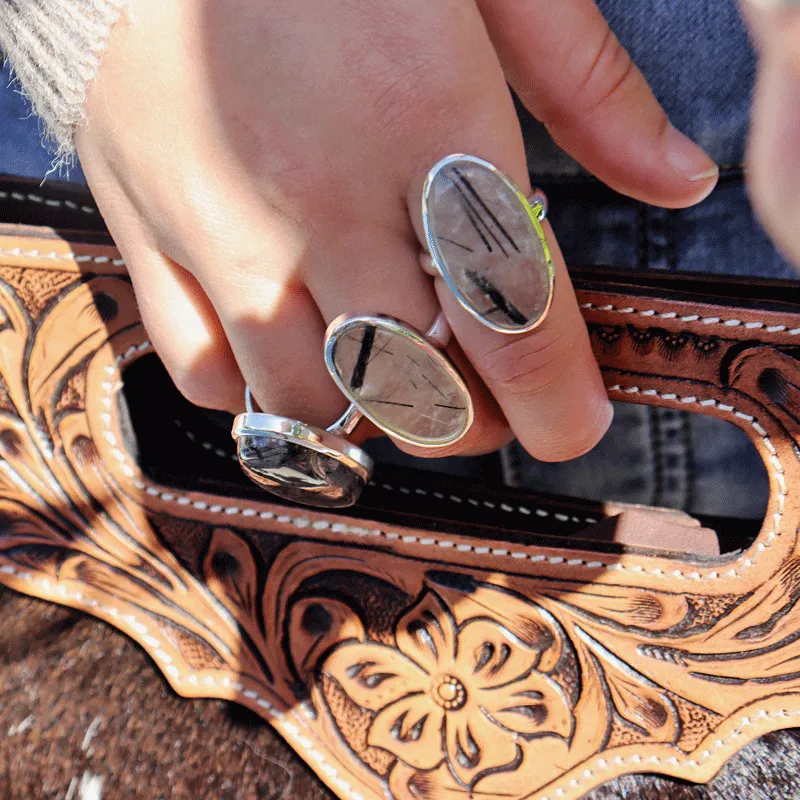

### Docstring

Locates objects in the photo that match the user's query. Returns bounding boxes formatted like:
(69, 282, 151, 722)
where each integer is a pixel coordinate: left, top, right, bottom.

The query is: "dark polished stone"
(237, 435, 365, 508)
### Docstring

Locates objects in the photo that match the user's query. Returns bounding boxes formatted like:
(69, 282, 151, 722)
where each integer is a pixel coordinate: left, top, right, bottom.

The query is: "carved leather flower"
(324, 590, 572, 786)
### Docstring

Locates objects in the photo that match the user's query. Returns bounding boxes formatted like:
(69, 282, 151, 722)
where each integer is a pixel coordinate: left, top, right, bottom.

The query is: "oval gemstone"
(237, 435, 366, 508)
(326, 317, 473, 447)
(423, 154, 554, 333)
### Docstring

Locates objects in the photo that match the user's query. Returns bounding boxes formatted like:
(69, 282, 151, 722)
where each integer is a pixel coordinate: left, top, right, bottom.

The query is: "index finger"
(480, 0, 719, 208)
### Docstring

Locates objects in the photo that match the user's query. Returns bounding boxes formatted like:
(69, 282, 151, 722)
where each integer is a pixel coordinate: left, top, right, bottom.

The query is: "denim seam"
(659, 408, 690, 510)
(683, 410, 695, 512)
(648, 406, 665, 507)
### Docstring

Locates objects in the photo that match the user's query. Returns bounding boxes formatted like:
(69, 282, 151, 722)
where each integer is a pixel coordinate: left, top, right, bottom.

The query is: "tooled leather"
(2, 184, 800, 799)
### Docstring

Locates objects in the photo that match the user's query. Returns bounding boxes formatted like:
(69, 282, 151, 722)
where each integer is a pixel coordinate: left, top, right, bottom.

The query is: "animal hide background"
(1, 587, 798, 800)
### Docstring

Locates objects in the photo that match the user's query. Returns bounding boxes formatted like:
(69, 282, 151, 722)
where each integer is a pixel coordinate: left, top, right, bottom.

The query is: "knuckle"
(572, 27, 638, 117)
(478, 327, 572, 400)
(364, 57, 467, 151)
(169, 358, 240, 411)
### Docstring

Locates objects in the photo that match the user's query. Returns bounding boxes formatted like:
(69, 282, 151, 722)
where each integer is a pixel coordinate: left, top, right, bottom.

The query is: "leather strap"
(1, 199, 799, 799)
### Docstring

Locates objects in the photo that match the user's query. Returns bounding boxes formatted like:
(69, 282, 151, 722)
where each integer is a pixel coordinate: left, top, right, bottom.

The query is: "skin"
(743, 0, 800, 269)
(74, 0, 720, 462)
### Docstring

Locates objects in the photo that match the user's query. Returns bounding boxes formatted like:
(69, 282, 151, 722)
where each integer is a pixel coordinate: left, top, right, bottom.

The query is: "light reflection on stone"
(424, 155, 553, 333)
(237, 435, 365, 508)
(329, 320, 471, 447)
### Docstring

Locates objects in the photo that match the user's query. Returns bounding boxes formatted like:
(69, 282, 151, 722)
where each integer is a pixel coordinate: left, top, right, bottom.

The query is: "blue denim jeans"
(508, 0, 780, 520)
(0, 62, 84, 181)
(0, 0, 781, 519)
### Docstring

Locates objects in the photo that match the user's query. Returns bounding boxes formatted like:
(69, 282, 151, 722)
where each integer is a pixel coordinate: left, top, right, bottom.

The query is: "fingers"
(478, 0, 719, 207)
(76, 0, 621, 463)
(307, 223, 513, 456)
(306, 223, 439, 334)
(411, 156, 612, 462)
(91, 194, 247, 414)
(195, 265, 348, 430)
(128, 250, 245, 413)
(436, 221, 613, 461)
(742, 0, 800, 266)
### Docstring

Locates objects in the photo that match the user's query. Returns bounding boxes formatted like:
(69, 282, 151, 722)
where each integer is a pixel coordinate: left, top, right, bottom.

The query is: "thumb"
(478, 0, 719, 208)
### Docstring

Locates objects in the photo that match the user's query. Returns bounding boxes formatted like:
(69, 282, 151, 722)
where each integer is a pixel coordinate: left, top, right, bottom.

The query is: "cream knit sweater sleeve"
(0, 0, 126, 157)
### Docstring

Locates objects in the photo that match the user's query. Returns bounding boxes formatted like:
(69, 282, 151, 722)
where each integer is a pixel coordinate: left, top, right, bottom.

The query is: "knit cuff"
(0, 0, 126, 159)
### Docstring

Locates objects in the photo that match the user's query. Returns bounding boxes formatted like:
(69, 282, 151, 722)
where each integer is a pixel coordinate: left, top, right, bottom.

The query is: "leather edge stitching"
(580, 302, 800, 335)
(105, 342, 786, 582)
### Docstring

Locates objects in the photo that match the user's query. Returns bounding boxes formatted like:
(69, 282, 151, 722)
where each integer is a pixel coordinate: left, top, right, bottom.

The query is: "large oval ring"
(231, 390, 373, 509)
(324, 314, 474, 448)
(422, 153, 555, 335)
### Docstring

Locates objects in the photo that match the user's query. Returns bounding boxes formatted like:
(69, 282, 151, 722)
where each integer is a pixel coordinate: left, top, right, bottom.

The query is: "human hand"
(75, 0, 718, 461)
(742, 0, 800, 267)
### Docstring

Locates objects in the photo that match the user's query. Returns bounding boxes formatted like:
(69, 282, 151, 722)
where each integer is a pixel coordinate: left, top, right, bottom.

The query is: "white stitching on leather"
(0, 562, 365, 800)
(608, 384, 785, 577)
(174, 419, 238, 462)
(0, 246, 126, 266)
(535, 708, 800, 800)
(105, 345, 785, 580)
(0, 190, 98, 215)
(0, 553, 793, 800)
(0, 338, 789, 800)
(172, 421, 601, 526)
(369, 481, 599, 526)
(580, 302, 800, 336)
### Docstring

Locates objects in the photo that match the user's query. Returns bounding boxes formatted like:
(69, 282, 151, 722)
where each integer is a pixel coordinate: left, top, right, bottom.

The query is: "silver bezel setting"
(231, 413, 374, 481)
(421, 153, 555, 335)
(324, 313, 474, 449)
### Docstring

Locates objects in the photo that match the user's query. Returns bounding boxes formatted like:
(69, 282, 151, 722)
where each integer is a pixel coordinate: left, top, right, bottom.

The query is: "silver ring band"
(234, 311, 469, 507)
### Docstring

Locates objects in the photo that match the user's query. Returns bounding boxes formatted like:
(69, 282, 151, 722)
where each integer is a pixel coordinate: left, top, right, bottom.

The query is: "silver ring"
(232, 313, 465, 507)
(232, 396, 373, 509)
(324, 314, 473, 449)
(244, 386, 363, 436)
(529, 188, 548, 222)
(421, 153, 555, 335)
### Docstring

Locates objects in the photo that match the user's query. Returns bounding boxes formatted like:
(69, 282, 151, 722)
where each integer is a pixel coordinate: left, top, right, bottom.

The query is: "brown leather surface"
(2, 588, 800, 800)
(1, 177, 800, 799)
(576, 508, 720, 557)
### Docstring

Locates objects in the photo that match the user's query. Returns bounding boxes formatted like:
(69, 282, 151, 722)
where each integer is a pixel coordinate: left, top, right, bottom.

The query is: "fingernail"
(664, 125, 719, 182)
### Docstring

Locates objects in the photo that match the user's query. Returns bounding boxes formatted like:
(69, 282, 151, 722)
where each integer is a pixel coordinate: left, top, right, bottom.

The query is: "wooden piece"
(1, 225, 800, 800)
